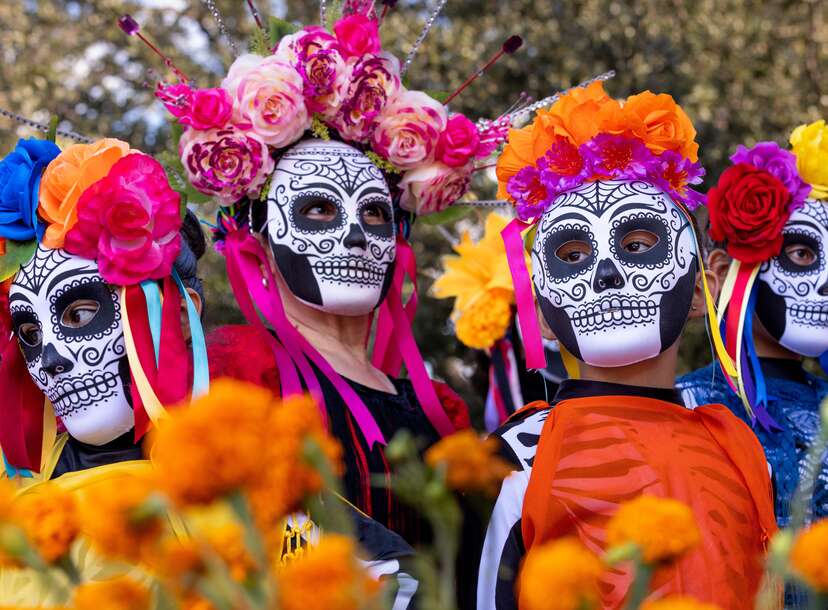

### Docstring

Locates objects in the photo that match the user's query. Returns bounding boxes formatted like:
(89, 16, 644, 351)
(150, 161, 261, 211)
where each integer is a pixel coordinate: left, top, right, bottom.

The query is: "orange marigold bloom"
(518, 537, 603, 610)
(13, 484, 79, 563)
(425, 429, 513, 495)
(204, 522, 257, 583)
(640, 596, 723, 610)
(78, 473, 163, 562)
(622, 91, 699, 162)
(606, 495, 700, 564)
(73, 576, 151, 610)
(276, 534, 380, 610)
(790, 518, 828, 591)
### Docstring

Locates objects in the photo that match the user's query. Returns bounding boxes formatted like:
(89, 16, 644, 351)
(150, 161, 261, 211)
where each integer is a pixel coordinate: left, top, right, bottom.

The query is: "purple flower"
(730, 141, 810, 211)
(508, 166, 550, 221)
(646, 150, 706, 211)
(292, 28, 350, 117)
(579, 134, 652, 180)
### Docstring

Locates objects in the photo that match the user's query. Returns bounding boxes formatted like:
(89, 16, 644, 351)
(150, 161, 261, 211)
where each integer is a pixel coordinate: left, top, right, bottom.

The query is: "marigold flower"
(640, 596, 723, 610)
(204, 522, 257, 583)
(790, 518, 828, 591)
(518, 537, 603, 610)
(606, 495, 700, 564)
(73, 576, 151, 610)
(620, 91, 699, 162)
(276, 534, 380, 610)
(425, 429, 513, 495)
(13, 484, 79, 563)
(78, 472, 164, 562)
(455, 294, 513, 350)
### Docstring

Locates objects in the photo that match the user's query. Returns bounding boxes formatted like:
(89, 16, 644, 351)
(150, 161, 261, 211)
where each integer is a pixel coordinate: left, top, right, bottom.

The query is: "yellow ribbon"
(559, 343, 580, 380)
(120, 287, 168, 427)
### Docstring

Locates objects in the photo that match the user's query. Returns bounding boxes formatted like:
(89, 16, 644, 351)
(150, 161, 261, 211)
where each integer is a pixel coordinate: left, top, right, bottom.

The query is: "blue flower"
(0, 138, 61, 242)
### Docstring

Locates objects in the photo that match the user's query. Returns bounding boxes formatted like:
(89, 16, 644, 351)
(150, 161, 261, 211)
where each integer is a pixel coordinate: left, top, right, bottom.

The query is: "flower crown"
(707, 120, 828, 266)
(0, 137, 182, 286)
(144, 5, 517, 218)
(496, 81, 705, 222)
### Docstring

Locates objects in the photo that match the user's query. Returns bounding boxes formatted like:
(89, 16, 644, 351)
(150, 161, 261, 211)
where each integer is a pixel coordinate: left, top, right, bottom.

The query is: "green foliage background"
(1, 0, 826, 422)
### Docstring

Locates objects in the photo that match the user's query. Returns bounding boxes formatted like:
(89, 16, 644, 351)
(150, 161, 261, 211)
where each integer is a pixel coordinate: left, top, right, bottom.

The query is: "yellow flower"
(425, 429, 513, 495)
(790, 518, 828, 591)
(276, 534, 380, 610)
(640, 596, 723, 610)
(606, 495, 700, 564)
(518, 537, 603, 610)
(203, 522, 257, 583)
(13, 484, 79, 563)
(790, 120, 828, 200)
(0, 478, 15, 520)
(78, 472, 164, 562)
(73, 576, 151, 610)
(455, 293, 513, 349)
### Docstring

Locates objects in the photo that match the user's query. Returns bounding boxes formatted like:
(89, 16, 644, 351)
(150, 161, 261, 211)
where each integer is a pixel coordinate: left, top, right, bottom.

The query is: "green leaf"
(424, 90, 450, 104)
(418, 205, 473, 226)
(249, 26, 269, 56)
(268, 16, 299, 48)
(0, 239, 36, 282)
(45, 116, 58, 143)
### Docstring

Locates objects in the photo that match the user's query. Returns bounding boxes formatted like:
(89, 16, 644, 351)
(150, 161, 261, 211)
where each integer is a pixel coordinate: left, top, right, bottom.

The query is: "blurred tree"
(1, 0, 826, 423)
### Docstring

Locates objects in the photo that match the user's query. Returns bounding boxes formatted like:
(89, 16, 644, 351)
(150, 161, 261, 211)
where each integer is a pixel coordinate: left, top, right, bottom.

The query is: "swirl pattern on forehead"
(275, 145, 387, 199)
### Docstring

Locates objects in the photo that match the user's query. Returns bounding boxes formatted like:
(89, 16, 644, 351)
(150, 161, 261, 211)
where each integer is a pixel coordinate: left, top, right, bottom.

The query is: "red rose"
(707, 163, 793, 264)
(431, 381, 471, 431)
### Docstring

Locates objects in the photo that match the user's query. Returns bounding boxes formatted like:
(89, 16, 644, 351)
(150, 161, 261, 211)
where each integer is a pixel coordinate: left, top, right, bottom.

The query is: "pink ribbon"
(373, 236, 418, 375)
(501, 218, 546, 370)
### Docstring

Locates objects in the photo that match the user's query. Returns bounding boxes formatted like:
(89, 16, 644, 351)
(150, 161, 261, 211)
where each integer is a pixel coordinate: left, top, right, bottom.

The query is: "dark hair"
(173, 210, 207, 309)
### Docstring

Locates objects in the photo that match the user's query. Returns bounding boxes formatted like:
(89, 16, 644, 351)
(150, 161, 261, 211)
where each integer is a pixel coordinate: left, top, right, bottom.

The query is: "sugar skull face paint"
(264, 139, 396, 316)
(9, 246, 133, 446)
(531, 180, 697, 367)
(755, 199, 828, 357)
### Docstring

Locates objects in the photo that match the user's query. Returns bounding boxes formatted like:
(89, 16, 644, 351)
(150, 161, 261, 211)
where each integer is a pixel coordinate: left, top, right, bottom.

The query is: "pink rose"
(181, 88, 233, 130)
(64, 153, 182, 285)
(398, 162, 473, 215)
(156, 82, 193, 119)
(333, 15, 381, 58)
(372, 90, 447, 170)
(179, 125, 274, 205)
(436, 114, 481, 168)
(222, 53, 310, 148)
(331, 53, 401, 143)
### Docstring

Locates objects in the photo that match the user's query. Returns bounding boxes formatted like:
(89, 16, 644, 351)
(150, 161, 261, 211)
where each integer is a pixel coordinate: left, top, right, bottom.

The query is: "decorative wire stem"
(507, 70, 616, 123)
(201, 0, 239, 56)
(0, 108, 93, 143)
(246, 0, 264, 30)
(320, 0, 328, 26)
(401, 0, 449, 76)
(458, 199, 510, 208)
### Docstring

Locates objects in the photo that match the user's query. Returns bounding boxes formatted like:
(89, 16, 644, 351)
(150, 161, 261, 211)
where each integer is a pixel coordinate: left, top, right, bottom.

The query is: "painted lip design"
(48, 371, 120, 418)
(570, 295, 658, 333)
(312, 256, 386, 285)
(788, 302, 828, 326)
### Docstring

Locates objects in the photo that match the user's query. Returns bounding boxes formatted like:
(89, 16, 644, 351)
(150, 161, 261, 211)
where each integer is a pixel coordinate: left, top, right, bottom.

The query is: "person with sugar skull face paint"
(678, 124, 828, 561)
(477, 82, 776, 610)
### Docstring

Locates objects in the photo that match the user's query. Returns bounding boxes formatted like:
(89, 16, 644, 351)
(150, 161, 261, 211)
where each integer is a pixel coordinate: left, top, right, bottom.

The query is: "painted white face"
(9, 246, 133, 446)
(265, 139, 396, 316)
(755, 199, 828, 357)
(531, 180, 697, 367)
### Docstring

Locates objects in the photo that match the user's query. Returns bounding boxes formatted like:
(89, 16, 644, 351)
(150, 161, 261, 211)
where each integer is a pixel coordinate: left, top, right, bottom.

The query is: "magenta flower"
(372, 89, 447, 170)
(508, 166, 551, 221)
(333, 14, 382, 58)
(730, 141, 810, 211)
(646, 150, 706, 210)
(399, 162, 473, 215)
(289, 27, 350, 117)
(180, 88, 233, 130)
(436, 114, 481, 168)
(156, 82, 193, 119)
(580, 133, 652, 180)
(64, 153, 182, 285)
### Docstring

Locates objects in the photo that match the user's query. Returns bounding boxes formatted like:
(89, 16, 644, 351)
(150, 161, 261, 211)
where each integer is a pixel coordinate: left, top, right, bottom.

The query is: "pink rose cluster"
(64, 153, 182, 286)
(162, 12, 488, 215)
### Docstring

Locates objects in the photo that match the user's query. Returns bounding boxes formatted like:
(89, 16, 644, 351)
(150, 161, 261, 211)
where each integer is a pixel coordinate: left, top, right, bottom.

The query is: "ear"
(689, 265, 719, 320)
(706, 248, 732, 288)
(179, 287, 203, 342)
(185, 287, 203, 317)
(535, 301, 557, 340)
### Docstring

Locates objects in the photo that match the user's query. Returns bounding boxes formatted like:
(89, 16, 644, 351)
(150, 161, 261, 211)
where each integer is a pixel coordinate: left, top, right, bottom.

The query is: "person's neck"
(576, 342, 680, 389)
(752, 316, 802, 361)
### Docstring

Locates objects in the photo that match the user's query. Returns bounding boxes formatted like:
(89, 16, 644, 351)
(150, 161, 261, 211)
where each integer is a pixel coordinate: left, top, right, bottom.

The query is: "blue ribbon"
(172, 270, 210, 398)
(140, 280, 163, 365)
(743, 288, 781, 432)
(3, 451, 32, 479)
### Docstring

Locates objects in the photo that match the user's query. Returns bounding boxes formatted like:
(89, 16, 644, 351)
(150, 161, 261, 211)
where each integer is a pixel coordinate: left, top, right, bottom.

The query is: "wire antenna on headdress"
(379, 0, 398, 22)
(246, 0, 265, 30)
(0, 108, 93, 144)
(444, 36, 523, 105)
(320, 0, 328, 26)
(401, 0, 449, 76)
(507, 70, 616, 123)
(201, 0, 240, 55)
(118, 15, 191, 83)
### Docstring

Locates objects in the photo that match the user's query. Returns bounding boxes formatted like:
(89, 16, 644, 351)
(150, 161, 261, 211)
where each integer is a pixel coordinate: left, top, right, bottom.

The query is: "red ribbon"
(0, 340, 46, 471)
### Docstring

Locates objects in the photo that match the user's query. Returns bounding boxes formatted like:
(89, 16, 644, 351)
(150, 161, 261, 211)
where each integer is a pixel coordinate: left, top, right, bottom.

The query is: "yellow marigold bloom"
(204, 522, 256, 582)
(425, 429, 513, 495)
(13, 485, 79, 563)
(276, 534, 379, 610)
(78, 473, 163, 562)
(73, 576, 151, 610)
(145, 536, 204, 582)
(790, 120, 828, 200)
(790, 518, 828, 591)
(150, 378, 274, 505)
(455, 294, 513, 350)
(640, 596, 723, 610)
(518, 537, 603, 610)
(606, 495, 700, 564)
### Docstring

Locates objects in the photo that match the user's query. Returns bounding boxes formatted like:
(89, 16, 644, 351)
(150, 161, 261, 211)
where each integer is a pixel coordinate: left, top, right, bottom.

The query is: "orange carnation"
(622, 91, 699, 162)
(38, 138, 132, 249)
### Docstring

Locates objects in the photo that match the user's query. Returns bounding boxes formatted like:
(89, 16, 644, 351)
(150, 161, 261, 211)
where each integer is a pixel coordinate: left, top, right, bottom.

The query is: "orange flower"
(790, 518, 828, 591)
(518, 537, 603, 610)
(38, 138, 132, 248)
(425, 429, 513, 495)
(622, 91, 699, 162)
(14, 484, 80, 563)
(73, 576, 150, 610)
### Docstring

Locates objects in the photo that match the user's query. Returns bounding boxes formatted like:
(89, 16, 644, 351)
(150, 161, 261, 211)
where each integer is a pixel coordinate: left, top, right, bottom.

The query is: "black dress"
(51, 430, 143, 479)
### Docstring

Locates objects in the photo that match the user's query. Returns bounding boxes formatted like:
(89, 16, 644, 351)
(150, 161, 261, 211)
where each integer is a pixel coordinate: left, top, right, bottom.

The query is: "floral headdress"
(0, 133, 209, 473)
(494, 82, 735, 382)
(706, 121, 828, 425)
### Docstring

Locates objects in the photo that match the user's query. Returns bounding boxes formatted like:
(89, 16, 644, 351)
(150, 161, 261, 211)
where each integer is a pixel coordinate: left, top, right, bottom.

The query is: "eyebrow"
(548, 211, 592, 224)
(8, 292, 32, 305)
(46, 267, 99, 297)
(291, 180, 346, 198)
(356, 185, 391, 201)
(609, 200, 663, 220)
(787, 219, 823, 235)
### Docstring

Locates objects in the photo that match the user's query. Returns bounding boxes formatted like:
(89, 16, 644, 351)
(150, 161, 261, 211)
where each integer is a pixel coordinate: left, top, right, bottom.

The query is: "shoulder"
(491, 403, 551, 471)
(206, 325, 279, 391)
